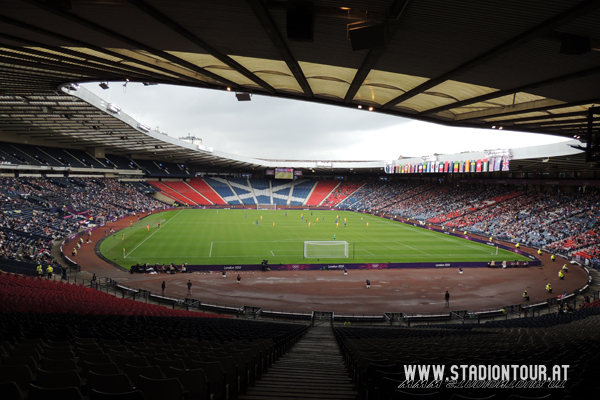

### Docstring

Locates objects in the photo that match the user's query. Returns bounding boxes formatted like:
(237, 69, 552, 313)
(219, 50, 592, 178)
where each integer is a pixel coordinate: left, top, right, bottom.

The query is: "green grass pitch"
(99, 209, 529, 269)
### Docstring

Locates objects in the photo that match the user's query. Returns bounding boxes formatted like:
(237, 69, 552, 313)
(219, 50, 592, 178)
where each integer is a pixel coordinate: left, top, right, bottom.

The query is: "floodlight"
(137, 123, 151, 132)
(99, 82, 109, 90)
(68, 83, 79, 91)
(106, 103, 121, 113)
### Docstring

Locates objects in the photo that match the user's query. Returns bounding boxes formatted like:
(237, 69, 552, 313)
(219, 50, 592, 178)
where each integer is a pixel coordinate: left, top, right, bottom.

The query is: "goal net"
(257, 204, 276, 210)
(304, 241, 349, 258)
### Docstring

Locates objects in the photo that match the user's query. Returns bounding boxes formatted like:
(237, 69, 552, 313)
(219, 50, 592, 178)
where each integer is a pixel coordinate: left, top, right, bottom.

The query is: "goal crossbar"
(257, 204, 276, 210)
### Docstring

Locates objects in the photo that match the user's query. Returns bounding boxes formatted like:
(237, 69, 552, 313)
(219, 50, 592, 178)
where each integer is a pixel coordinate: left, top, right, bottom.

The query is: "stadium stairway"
(239, 324, 357, 400)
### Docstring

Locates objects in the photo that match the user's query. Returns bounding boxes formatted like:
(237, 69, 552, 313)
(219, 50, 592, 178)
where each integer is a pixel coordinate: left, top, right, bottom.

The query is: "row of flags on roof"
(384, 157, 510, 174)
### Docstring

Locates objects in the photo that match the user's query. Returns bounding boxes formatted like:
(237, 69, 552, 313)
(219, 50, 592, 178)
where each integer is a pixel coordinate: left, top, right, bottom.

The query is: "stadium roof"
(1, 0, 599, 172)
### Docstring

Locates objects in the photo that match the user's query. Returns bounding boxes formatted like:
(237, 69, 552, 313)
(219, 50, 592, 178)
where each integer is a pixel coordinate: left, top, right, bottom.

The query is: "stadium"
(1, 1, 600, 399)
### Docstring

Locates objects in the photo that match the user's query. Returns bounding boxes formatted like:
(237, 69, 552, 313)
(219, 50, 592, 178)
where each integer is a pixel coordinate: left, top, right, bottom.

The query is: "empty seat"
(34, 369, 82, 390)
(165, 367, 209, 400)
(80, 361, 120, 380)
(85, 372, 133, 398)
(123, 364, 164, 387)
(153, 358, 186, 373)
(79, 352, 112, 365)
(0, 381, 24, 400)
(1, 355, 39, 374)
(114, 355, 148, 372)
(44, 349, 76, 361)
(28, 384, 85, 400)
(190, 361, 227, 400)
(0, 365, 33, 393)
(136, 375, 185, 400)
(40, 357, 80, 372)
(90, 389, 148, 400)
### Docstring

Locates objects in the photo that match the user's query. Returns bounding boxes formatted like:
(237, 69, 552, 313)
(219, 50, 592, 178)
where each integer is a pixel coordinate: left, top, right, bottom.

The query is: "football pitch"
(100, 209, 529, 268)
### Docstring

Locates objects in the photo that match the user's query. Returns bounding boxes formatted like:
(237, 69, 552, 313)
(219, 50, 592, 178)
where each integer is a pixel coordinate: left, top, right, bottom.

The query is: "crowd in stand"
(3, 175, 600, 267)
(321, 181, 364, 207)
(326, 180, 600, 265)
(0, 177, 166, 267)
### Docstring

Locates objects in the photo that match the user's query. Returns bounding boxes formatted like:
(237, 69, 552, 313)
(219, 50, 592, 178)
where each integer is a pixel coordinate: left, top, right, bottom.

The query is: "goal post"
(304, 241, 349, 259)
(257, 204, 276, 210)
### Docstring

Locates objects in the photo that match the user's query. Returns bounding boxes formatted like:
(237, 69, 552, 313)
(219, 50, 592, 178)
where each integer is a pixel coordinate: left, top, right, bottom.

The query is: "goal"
(257, 204, 276, 210)
(304, 241, 349, 258)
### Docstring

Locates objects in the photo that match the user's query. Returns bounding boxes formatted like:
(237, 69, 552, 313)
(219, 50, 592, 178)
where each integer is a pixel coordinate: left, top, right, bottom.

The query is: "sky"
(82, 83, 571, 161)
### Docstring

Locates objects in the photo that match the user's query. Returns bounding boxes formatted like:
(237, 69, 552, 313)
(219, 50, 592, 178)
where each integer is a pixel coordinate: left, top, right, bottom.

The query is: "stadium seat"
(34, 369, 83, 390)
(28, 384, 85, 400)
(40, 357, 79, 372)
(84, 372, 133, 398)
(136, 376, 185, 400)
(165, 367, 210, 400)
(114, 354, 148, 372)
(152, 358, 186, 372)
(0, 381, 24, 400)
(1, 355, 39, 374)
(80, 361, 120, 380)
(79, 352, 112, 365)
(0, 365, 33, 393)
(90, 389, 148, 400)
(190, 361, 227, 400)
(123, 364, 164, 387)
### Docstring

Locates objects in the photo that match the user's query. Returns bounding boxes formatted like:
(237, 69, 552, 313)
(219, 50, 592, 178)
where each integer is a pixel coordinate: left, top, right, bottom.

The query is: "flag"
(494, 157, 501, 171)
(502, 157, 510, 171)
(464, 160, 470, 172)
(454, 161, 459, 173)
(444, 161, 449, 173)
(471, 160, 476, 171)
(482, 159, 489, 172)
(418, 164, 423, 173)
(476, 159, 482, 172)
(459, 162, 464, 173)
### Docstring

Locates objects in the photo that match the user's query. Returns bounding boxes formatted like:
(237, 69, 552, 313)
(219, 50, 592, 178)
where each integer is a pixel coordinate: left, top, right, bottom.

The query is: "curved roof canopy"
(1, 0, 600, 159)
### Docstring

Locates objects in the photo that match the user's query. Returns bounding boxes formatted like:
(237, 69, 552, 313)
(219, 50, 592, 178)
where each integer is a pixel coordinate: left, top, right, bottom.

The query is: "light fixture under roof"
(106, 103, 121, 114)
(137, 123, 151, 132)
(99, 82, 109, 90)
(236, 92, 251, 101)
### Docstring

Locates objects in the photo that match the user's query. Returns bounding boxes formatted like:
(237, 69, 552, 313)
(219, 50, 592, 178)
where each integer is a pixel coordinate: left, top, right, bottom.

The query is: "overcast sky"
(82, 83, 571, 161)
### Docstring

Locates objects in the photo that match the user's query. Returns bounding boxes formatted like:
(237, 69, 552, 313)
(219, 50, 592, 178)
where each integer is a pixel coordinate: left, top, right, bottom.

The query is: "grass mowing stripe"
(394, 241, 430, 255)
(124, 209, 183, 258)
(101, 209, 528, 269)
(385, 218, 492, 254)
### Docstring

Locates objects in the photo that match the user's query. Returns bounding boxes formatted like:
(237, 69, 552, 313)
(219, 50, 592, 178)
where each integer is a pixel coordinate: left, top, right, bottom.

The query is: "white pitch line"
(271, 250, 275, 256)
(209, 242, 213, 257)
(394, 241, 430, 255)
(382, 218, 490, 254)
(363, 249, 374, 255)
(124, 209, 183, 258)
